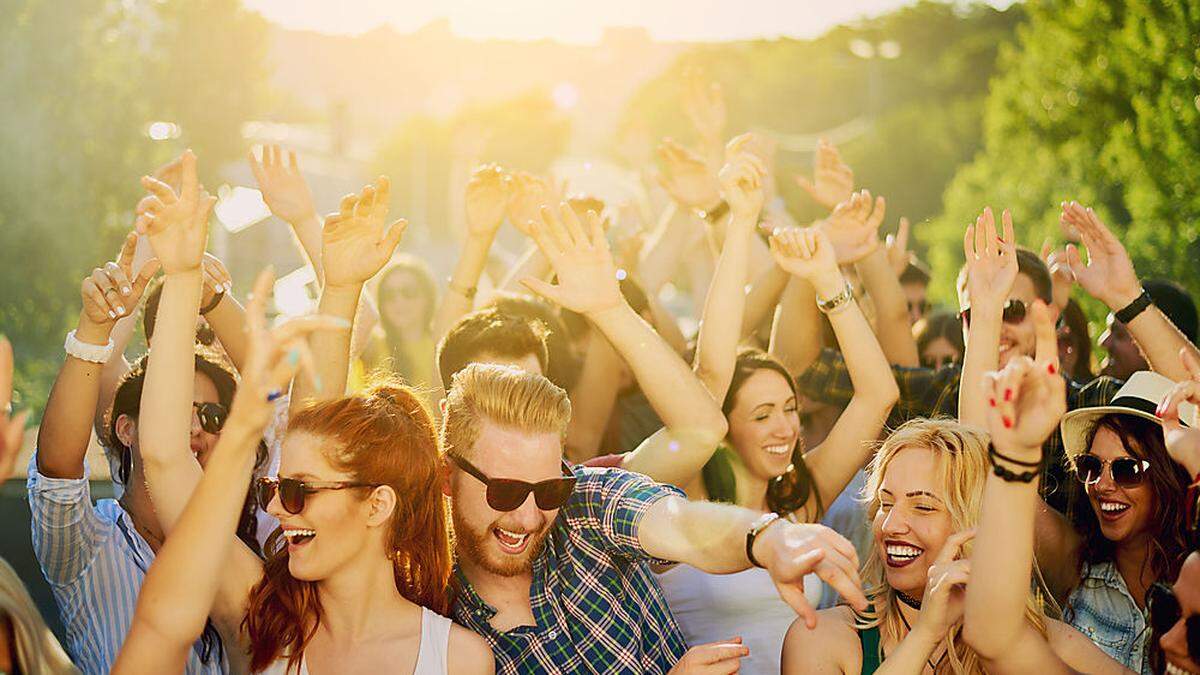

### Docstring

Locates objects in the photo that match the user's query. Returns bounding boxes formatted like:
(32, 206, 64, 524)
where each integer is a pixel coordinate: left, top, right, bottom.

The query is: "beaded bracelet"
(988, 444, 1041, 483)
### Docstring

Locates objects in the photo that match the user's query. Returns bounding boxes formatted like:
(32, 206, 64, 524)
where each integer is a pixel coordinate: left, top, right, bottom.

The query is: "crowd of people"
(3, 72, 1200, 675)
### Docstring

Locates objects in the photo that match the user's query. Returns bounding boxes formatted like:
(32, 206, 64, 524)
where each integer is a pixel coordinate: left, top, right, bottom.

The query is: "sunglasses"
(255, 476, 379, 515)
(1073, 454, 1151, 487)
(450, 454, 577, 512)
(192, 402, 228, 434)
(958, 299, 1027, 328)
(907, 299, 930, 317)
(1148, 581, 1200, 663)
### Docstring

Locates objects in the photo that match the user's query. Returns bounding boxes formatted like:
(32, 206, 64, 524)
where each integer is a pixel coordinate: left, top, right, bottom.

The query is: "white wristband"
(64, 330, 115, 364)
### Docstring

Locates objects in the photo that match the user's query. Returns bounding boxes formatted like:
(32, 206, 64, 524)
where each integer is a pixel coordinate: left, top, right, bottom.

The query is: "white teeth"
(283, 528, 316, 538)
(764, 444, 790, 456)
(886, 545, 923, 559)
(1167, 663, 1198, 675)
(1100, 501, 1130, 513)
(496, 528, 528, 545)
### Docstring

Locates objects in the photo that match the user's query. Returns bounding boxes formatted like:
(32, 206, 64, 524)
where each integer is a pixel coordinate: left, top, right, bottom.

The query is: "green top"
(859, 625, 882, 674)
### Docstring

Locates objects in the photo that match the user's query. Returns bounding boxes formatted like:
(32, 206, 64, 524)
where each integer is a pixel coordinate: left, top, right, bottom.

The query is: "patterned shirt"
(798, 348, 1122, 509)
(451, 466, 689, 674)
(27, 452, 228, 675)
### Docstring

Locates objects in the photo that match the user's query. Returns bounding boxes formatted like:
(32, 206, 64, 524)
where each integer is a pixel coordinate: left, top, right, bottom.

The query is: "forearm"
(822, 272, 900, 409)
(769, 278, 823, 377)
(639, 496, 759, 573)
(564, 331, 622, 462)
(693, 217, 754, 401)
(432, 235, 496, 342)
(139, 271, 204, 469)
(288, 212, 326, 285)
(742, 264, 789, 339)
(591, 303, 726, 445)
(856, 249, 919, 367)
(37, 316, 113, 478)
(292, 284, 360, 407)
(204, 295, 250, 371)
(350, 294, 379, 361)
(645, 288, 688, 356)
(95, 312, 137, 435)
(638, 203, 698, 293)
(874, 628, 941, 674)
(958, 315, 1003, 429)
(499, 243, 552, 294)
(964, 465, 1040, 659)
(1125, 305, 1200, 381)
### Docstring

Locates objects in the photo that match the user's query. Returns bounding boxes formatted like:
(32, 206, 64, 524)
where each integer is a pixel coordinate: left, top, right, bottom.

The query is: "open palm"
(321, 176, 407, 289)
(963, 207, 1017, 312)
(136, 150, 214, 274)
(522, 204, 622, 315)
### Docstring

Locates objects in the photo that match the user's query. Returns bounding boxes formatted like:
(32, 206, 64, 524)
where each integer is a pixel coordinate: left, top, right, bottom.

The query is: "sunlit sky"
(245, 0, 1017, 43)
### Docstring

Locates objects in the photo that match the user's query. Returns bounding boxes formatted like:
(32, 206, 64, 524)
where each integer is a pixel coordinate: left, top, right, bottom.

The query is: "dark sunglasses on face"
(1073, 454, 1150, 487)
(1148, 581, 1200, 663)
(450, 454, 577, 512)
(192, 402, 228, 434)
(907, 299, 930, 316)
(255, 476, 380, 515)
(958, 298, 1027, 328)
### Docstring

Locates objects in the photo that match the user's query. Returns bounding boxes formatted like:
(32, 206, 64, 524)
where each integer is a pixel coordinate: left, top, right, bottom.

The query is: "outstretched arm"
(520, 204, 727, 488)
(1062, 201, 1200, 381)
(770, 226, 899, 515)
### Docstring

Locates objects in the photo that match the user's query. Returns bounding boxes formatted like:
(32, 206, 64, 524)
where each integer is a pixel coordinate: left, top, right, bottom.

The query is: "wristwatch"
(816, 281, 855, 315)
(1114, 288, 1153, 324)
(64, 330, 115, 364)
(746, 512, 782, 569)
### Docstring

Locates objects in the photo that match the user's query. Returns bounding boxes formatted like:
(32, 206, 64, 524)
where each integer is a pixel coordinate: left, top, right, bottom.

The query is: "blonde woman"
(781, 418, 1125, 674)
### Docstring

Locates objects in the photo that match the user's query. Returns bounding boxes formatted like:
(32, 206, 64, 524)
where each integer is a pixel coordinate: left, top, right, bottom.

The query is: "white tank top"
(656, 564, 822, 675)
(258, 607, 453, 675)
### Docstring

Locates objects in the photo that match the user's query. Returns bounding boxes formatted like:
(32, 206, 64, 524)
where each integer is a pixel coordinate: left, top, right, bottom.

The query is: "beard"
(451, 508, 552, 578)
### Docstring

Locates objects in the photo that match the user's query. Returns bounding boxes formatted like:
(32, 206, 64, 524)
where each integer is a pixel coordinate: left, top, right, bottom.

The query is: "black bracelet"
(989, 444, 1042, 468)
(1114, 288, 1153, 324)
(745, 512, 781, 569)
(988, 445, 1041, 483)
(200, 291, 225, 315)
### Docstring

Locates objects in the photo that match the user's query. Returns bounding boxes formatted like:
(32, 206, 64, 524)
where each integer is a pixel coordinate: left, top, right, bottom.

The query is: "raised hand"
(769, 227, 843, 292)
(656, 138, 721, 210)
(983, 300, 1066, 460)
(248, 145, 318, 225)
(136, 150, 215, 275)
(80, 232, 161, 325)
(521, 203, 623, 316)
(1040, 241, 1075, 312)
(914, 530, 975, 639)
(818, 189, 886, 264)
(1060, 201, 1142, 310)
(754, 522, 868, 629)
(962, 207, 1018, 315)
(667, 638, 748, 675)
(719, 134, 768, 221)
(465, 163, 509, 237)
(229, 269, 349, 432)
(505, 171, 559, 237)
(321, 177, 407, 290)
(0, 336, 29, 483)
(681, 67, 726, 148)
(1159, 348, 1200, 476)
(795, 138, 854, 211)
(886, 217, 912, 276)
(200, 253, 232, 309)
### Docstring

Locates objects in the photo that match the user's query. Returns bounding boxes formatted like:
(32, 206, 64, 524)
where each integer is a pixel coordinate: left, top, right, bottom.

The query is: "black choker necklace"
(896, 591, 923, 610)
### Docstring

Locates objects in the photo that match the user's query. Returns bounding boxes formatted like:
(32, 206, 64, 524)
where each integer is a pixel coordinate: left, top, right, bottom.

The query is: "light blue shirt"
(1066, 560, 1151, 675)
(27, 452, 228, 675)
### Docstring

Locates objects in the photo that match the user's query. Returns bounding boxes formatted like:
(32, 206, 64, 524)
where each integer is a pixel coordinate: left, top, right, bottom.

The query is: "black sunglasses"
(255, 476, 379, 515)
(192, 402, 228, 434)
(1149, 581, 1200, 663)
(958, 298, 1027, 328)
(1073, 454, 1151, 487)
(907, 299, 930, 316)
(450, 454, 577, 512)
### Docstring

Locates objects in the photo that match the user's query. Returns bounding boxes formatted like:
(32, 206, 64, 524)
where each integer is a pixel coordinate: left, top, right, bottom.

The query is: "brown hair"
(436, 307, 550, 390)
(243, 379, 451, 673)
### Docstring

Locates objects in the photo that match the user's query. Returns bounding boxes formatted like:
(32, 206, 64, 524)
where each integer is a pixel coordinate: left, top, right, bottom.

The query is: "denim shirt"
(1066, 561, 1150, 675)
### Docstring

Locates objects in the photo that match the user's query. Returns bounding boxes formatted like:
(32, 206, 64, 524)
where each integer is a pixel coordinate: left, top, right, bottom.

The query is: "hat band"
(1106, 394, 1190, 427)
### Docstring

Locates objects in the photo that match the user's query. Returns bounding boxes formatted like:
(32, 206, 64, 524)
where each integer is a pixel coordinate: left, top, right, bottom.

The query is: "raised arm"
(38, 234, 158, 478)
(692, 135, 767, 401)
(1160, 348, 1200, 478)
(770, 226, 899, 512)
(292, 178, 406, 411)
(1062, 201, 1200, 380)
(844, 199, 920, 367)
(430, 165, 508, 346)
(795, 138, 853, 212)
(638, 495, 867, 628)
(957, 208, 1019, 429)
(520, 204, 727, 487)
(0, 337, 29, 482)
(195, 252, 250, 370)
(113, 270, 339, 674)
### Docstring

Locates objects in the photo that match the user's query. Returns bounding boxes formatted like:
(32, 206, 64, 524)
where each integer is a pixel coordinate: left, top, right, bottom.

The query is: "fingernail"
(287, 349, 300, 366)
(122, 286, 131, 295)
(1048, 363, 1057, 375)
(108, 311, 116, 319)
(1003, 417, 1013, 428)
(1004, 389, 1013, 402)
(116, 306, 125, 315)
(988, 398, 996, 408)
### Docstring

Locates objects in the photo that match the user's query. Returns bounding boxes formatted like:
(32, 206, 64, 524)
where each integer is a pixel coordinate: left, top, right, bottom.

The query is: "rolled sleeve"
(26, 451, 109, 585)
(564, 467, 685, 562)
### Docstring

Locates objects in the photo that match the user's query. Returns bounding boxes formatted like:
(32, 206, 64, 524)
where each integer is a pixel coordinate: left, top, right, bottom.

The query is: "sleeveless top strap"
(413, 607, 453, 675)
(859, 625, 883, 675)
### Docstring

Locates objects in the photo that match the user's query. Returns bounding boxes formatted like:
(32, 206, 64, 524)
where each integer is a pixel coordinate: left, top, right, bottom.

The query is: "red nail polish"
(1048, 363, 1057, 375)
(1004, 389, 1013, 402)
(1003, 417, 1013, 428)
(989, 398, 996, 408)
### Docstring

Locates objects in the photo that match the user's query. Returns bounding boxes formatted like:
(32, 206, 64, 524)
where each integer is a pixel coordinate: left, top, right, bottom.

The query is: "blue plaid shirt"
(451, 466, 689, 674)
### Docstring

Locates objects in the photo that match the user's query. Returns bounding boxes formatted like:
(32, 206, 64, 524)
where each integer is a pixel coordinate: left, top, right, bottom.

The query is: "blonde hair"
(442, 363, 572, 459)
(0, 558, 78, 674)
(856, 418, 1049, 674)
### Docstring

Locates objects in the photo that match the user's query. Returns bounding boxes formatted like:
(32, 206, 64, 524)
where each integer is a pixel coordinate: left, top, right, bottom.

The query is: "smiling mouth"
(1167, 662, 1199, 675)
(283, 528, 316, 548)
(493, 527, 531, 554)
(763, 443, 791, 457)
(1097, 499, 1131, 520)
(884, 541, 924, 568)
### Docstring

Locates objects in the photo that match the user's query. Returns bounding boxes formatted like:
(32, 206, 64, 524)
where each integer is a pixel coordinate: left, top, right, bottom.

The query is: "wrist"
(906, 621, 943, 650)
(748, 515, 785, 569)
(811, 273, 847, 299)
(75, 316, 114, 345)
(165, 267, 203, 280)
(1106, 286, 1144, 312)
(584, 300, 633, 325)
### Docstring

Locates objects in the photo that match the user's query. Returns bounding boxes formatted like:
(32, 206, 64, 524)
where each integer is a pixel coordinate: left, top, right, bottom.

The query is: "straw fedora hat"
(1060, 371, 1196, 459)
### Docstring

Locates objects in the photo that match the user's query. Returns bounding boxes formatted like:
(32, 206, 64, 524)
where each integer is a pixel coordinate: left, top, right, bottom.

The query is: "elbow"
(962, 615, 1019, 662)
(697, 410, 729, 449)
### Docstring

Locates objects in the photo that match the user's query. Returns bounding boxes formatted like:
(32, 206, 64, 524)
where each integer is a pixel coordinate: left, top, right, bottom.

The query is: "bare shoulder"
(1044, 619, 1132, 675)
(447, 624, 495, 675)
(781, 606, 861, 675)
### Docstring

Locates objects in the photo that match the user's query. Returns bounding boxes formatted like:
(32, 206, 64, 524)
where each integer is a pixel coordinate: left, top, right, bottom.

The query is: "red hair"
(243, 379, 451, 673)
